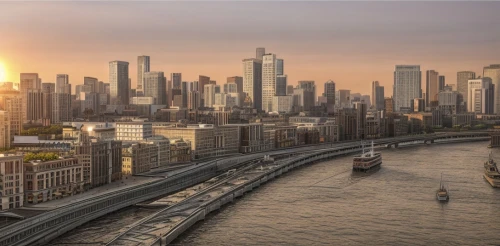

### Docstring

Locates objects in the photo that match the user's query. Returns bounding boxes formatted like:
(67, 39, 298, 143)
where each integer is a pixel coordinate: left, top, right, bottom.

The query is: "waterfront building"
(457, 71, 476, 105)
(467, 78, 494, 114)
(393, 65, 421, 112)
(122, 137, 170, 176)
(0, 154, 23, 210)
(426, 70, 439, 107)
(483, 65, 500, 114)
(24, 156, 83, 204)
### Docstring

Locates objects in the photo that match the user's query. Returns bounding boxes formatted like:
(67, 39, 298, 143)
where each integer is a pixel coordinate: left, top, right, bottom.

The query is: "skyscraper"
(276, 75, 287, 96)
(426, 70, 439, 107)
(84, 77, 98, 93)
(375, 85, 385, 111)
(276, 59, 284, 76)
(109, 61, 130, 105)
(457, 71, 476, 105)
(371, 81, 379, 106)
(27, 89, 43, 122)
(144, 72, 167, 105)
(227, 76, 243, 94)
(204, 84, 216, 107)
(56, 74, 69, 93)
(242, 58, 262, 110)
(20, 73, 40, 122)
(137, 56, 150, 92)
(467, 78, 494, 114)
(324, 80, 336, 113)
(262, 54, 277, 112)
(181, 81, 189, 108)
(393, 65, 421, 112)
(483, 65, 500, 114)
(256, 47, 265, 60)
(439, 75, 445, 92)
(171, 73, 182, 89)
(298, 81, 316, 110)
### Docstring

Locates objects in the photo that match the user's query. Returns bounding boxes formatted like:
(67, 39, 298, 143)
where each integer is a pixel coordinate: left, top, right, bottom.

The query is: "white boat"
(483, 152, 500, 188)
(436, 173, 449, 202)
(353, 141, 382, 172)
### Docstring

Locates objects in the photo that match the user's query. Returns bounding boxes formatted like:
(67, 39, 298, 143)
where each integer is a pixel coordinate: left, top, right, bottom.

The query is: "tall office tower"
(167, 80, 172, 106)
(256, 47, 265, 60)
(181, 81, 189, 108)
(98, 81, 105, 94)
(3, 97, 22, 137)
(375, 85, 385, 111)
(439, 75, 445, 92)
(353, 101, 367, 140)
(84, 77, 99, 93)
(199, 75, 210, 94)
(276, 75, 287, 96)
(56, 74, 69, 93)
(204, 84, 216, 107)
(287, 85, 294, 95)
(188, 91, 201, 110)
(41, 83, 55, 94)
(468, 78, 494, 114)
(144, 72, 167, 105)
(192, 81, 199, 92)
(371, 81, 379, 106)
(171, 73, 182, 89)
(457, 71, 476, 105)
(227, 76, 243, 94)
(483, 65, 500, 114)
(426, 70, 439, 107)
(109, 61, 130, 105)
(262, 54, 277, 112)
(0, 111, 10, 149)
(214, 85, 221, 94)
(27, 89, 43, 121)
(324, 80, 336, 113)
(393, 65, 421, 112)
(413, 98, 425, 112)
(385, 97, 394, 114)
(20, 73, 40, 122)
(276, 59, 284, 76)
(171, 89, 182, 107)
(224, 83, 238, 94)
(137, 56, 150, 92)
(298, 81, 316, 108)
(335, 89, 351, 108)
(242, 58, 262, 110)
(51, 93, 72, 123)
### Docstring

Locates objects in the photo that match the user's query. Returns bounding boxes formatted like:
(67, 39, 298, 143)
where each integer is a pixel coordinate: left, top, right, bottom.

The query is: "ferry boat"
(353, 141, 382, 172)
(436, 173, 449, 202)
(483, 152, 500, 188)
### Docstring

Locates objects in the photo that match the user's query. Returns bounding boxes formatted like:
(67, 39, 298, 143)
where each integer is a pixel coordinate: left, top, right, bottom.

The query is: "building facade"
(109, 61, 130, 105)
(0, 155, 23, 210)
(393, 65, 421, 112)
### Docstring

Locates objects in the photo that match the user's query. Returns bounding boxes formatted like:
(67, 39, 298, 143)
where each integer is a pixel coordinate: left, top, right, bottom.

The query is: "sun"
(0, 62, 6, 82)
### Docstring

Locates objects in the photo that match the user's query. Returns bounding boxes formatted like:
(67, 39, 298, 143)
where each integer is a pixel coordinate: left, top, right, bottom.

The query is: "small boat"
(353, 141, 382, 172)
(483, 152, 500, 188)
(436, 173, 449, 202)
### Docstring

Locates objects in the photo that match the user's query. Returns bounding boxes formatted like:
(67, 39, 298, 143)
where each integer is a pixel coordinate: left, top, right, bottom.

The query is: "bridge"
(0, 132, 490, 246)
(385, 131, 490, 148)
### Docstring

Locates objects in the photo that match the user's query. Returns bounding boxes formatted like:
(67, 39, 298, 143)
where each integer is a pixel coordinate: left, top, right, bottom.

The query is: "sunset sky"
(1, 1, 499, 96)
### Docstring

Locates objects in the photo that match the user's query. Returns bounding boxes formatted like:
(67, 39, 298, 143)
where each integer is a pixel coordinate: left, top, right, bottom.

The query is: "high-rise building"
(324, 80, 336, 113)
(84, 77, 98, 93)
(393, 65, 421, 112)
(41, 83, 55, 94)
(439, 75, 445, 92)
(468, 78, 494, 114)
(426, 70, 439, 107)
(0, 154, 24, 210)
(256, 47, 265, 60)
(413, 98, 425, 112)
(224, 83, 238, 94)
(20, 73, 40, 122)
(276, 75, 287, 96)
(262, 54, 277, 112)
(144, 72, 167, 105)
(335, 89, 351, 108)
(242, 58, 262, 110)
(181, 81, 189, 108)
(227, 76, 243, 94)
(371, 81, 379, 106)
(51, 93, 72, 123)
(457, 71, 476, 104)
(298, 81, 316, 110)
(204, 84, 216, 107)
(188, 91, 201, 110)
(137, 56, 150, 92)
(287, 85, 294, 95)
(171, 73, 182, 89)
(56, 74, 69, 93)
(276, 59, 284, 76)
(374, 85, 385, 111)
(27, 89, 43, 122)
(385, 97, 394, 114)
(483, 65, 500, 114)
(3, 97, 22, 138)
(0, 111, 10, 149)
(109, 61, 130, 105)
(272, 95, 293, 113)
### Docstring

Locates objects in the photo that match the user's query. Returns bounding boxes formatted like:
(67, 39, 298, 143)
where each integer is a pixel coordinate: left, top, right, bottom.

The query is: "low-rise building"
(122, 137, 171, 175)
(24, 156, 83, 204)
(0, 154, 23, 210)
(169, 138, 191, 163)
(115, 121, 153, 142)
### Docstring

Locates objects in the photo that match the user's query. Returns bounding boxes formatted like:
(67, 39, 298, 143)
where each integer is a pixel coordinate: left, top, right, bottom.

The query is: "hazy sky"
(1, 1, 499, 96)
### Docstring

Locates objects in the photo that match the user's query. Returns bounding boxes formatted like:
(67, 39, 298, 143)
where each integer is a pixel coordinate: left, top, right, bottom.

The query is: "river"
(172, 142, 500, 245)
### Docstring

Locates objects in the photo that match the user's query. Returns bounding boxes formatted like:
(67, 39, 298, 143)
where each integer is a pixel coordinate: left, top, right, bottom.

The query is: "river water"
(173, 142, 500, 246)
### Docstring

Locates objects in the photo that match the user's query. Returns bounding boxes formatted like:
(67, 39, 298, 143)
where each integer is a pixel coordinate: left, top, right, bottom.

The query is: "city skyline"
(1, 2, 500, 96)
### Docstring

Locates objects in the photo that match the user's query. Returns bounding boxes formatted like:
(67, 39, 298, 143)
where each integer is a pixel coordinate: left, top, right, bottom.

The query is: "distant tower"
(457, 71, 476, 105)
(483, 65, 500, 114)
(426, 70, 439, 107)
(242, 58, 262, 110)
(109, 61, 130, 105)
(276, 59, 284, 76)
(262, 54, 277, 112)
(56, 74, 69, 93)
(137, 56, 150, 92)
(324, 80, 336, 113)
(256, 47, 265, 60)
(144, 71, 167, 105)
